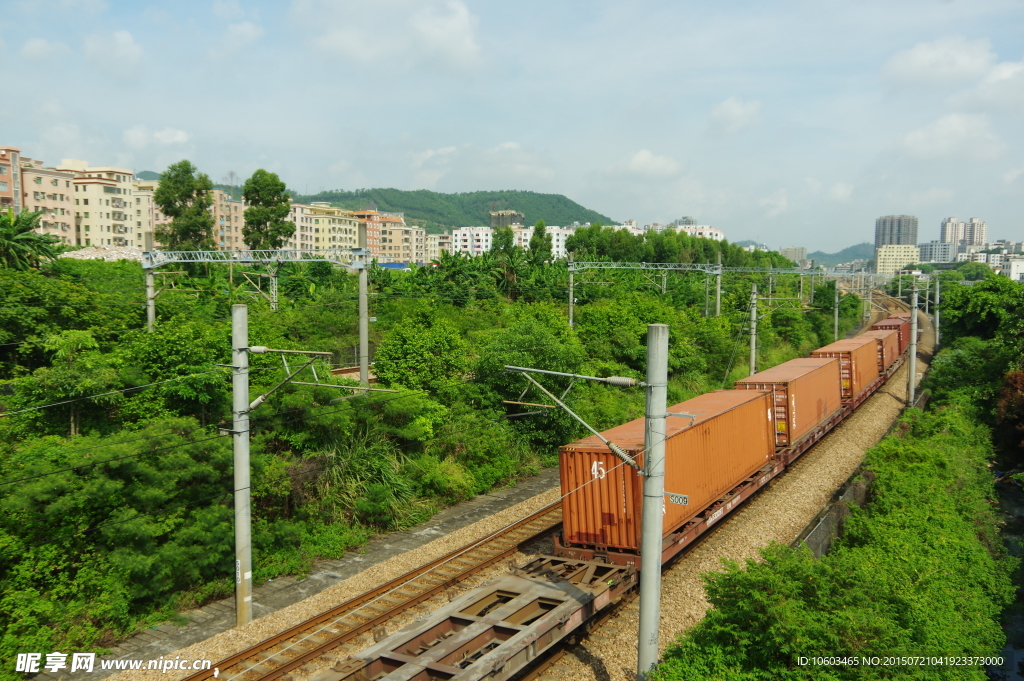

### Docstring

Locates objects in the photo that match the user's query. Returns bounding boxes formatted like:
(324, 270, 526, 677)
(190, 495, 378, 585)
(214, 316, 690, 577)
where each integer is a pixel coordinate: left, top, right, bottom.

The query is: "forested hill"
(809, 242, 874, 267)
(288, 188, 615, 231)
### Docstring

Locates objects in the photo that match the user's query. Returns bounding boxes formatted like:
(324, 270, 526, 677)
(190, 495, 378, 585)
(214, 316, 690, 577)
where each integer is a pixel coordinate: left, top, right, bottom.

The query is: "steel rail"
(182, 502, 563, 681)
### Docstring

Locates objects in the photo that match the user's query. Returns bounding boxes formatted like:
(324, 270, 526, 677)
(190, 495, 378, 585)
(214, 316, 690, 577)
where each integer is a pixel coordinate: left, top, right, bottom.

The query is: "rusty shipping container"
(810, 337, 880, 400)
(859, 329, 900, 373)
(559, 390, 774, 553)
(871, 318, 911, 354)
(733, 357, 842, 447)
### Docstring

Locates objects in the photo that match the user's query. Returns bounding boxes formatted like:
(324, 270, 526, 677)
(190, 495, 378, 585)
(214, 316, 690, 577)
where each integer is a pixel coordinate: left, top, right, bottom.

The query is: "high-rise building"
(940, 216, 988, 246)
(874, 215, 918, 250)
(20, 158, 76, 245)
(0, 147, 23, 214)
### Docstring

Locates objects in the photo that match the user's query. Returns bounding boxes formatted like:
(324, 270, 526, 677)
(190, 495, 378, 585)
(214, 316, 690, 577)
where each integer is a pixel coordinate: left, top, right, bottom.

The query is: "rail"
(182, 501, 563, 681)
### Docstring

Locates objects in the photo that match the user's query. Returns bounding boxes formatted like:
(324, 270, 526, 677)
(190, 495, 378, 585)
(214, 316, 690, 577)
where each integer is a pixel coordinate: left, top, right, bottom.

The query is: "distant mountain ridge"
(289, 188, 615, 232)
(808, 242, 874, 267)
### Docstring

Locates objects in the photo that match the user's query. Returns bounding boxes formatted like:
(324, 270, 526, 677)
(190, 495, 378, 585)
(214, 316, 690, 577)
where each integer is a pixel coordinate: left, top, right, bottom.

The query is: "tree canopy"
(0, 209, 61, 270)
(242, 169, 295, 250)
(154, 160, 215, 250)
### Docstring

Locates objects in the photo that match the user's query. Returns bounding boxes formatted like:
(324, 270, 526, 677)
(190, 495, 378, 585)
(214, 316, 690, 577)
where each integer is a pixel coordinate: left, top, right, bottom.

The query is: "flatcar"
(319, 312, 915, 681)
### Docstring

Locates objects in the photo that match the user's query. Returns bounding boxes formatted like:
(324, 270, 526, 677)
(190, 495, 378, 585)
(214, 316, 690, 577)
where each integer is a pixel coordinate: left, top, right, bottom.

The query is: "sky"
(3, 0, 1023, 252)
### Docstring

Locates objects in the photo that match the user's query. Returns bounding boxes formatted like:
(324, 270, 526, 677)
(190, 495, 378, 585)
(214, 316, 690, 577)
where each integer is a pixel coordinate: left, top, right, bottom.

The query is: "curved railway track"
(183, 503, 563, 681)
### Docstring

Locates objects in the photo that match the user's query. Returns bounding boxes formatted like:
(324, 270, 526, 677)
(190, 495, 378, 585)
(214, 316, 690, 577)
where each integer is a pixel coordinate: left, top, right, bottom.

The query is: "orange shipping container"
(859, 329, 900, 373)
(559, 390, 774, 553)
(871, 319, 911, 354)
(733, 357, 842, 447)
(810, 337, 880, 400)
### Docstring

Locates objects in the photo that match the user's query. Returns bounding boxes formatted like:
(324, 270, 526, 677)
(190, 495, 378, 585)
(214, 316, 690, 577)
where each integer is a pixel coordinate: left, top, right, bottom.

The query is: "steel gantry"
(142, 247, 372, 384)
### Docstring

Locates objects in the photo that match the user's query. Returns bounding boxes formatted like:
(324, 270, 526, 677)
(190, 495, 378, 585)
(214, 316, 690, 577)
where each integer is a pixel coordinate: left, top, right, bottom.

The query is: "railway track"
(183, 502, 563, 681)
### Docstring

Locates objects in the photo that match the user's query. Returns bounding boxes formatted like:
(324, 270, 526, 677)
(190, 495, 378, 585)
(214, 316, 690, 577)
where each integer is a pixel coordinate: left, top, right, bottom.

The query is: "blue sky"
(3, 0, 1022, 251)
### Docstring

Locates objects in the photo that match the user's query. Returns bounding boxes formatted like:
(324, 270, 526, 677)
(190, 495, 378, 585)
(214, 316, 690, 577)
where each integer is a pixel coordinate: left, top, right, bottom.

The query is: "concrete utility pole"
(231, 304, 253, 627)
(715, 252, 722, 317)
(146, 270, 156, 332)
(924, 279, 930, 315)
(908, 288, 919, 408)
(660, 272, 667, 295)
(833, 282, 840, 341)
(637, 324, 669, 680)
(358, 256, 369, 386)
(934, 278, 941, 348)
(799, 274, 804, 304)
(749, 284, 758, 376)
(568, 253, 575, 327)
(809, 273, 815, 305)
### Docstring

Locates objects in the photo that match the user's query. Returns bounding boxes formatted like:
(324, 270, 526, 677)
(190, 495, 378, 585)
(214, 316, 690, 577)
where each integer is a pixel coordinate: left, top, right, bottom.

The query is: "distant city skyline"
(4, 0, 1023, 251)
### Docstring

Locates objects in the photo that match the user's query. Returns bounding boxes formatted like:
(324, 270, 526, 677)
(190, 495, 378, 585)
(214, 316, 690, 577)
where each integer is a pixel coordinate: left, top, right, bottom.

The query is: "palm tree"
(0, 209, 61, 270)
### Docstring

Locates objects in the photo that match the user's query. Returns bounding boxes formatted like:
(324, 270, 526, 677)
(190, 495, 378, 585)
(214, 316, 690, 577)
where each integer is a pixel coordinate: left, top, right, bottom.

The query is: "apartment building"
(780, 246, 808, 264)
(678, 225, 725, 241)
(510, 225, 575, 259)
(21, 158, 76, 245)
(59, 159, 139, 248)
(940, 216, 988, 246)
(379, 222, 426, 264)
(132, 179, 159, 250)
(212, 190, 244, 249)
(874, 215, 918, 250)
(875, 244, 920, 276)
(352, 209, 382, 259)
(426, 232, 453, 262)
(310, 202, 359, 251)
(452, 226, 494, 255)
(0, 147, 22, 214)
(285, 202, 315, 250)
(918, 240, 957, 263)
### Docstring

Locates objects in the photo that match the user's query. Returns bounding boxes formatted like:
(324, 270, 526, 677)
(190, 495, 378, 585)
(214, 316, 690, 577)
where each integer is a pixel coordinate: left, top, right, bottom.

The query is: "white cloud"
(211, 21, 265, 58)
(826, 182, 853, 202)
(213, 0, 244, 20)
(293, 0, 481, 70)
(608, 149, 681, 178)
(909, 187, 954, 203)
(21, 38, 69, 60)
(84, 30, 143, 75)
(902, 113, 1004, 160)
(123, 125, 190, 150)
(758, 189, 788, 217)
(409, 1, 480, 69)
(710, 96, 760, 133)
(411, 145, 458, 169)
(883, 36, 994, 84)
(1004, 166, 1024, 184)
(953, 57, 1024, 109)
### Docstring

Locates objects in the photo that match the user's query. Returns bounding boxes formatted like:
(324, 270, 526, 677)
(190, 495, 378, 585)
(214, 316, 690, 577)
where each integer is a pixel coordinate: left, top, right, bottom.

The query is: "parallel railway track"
(183, 502, 563, 681)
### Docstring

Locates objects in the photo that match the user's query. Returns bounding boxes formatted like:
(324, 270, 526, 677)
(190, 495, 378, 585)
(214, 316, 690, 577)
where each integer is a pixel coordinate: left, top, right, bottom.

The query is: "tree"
(154, 160, 215, 250)
(373, 312, 469, 393)
(242, 169, 295, 250)
(491, 226, 515, 255)
(957, 261, 992, 281)
(527, 219, 553, 264)
(0, 209, 61, 270)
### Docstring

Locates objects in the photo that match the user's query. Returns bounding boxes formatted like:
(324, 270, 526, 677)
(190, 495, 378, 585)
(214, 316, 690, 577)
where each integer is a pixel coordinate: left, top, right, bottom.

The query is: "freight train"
(318, 312, 916, 681)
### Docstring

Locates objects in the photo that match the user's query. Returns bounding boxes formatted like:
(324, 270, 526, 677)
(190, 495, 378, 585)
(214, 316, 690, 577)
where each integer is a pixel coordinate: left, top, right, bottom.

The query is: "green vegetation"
(0, 236, 859, 677)
(653, 273, 1024, 681)
(153, 160, 216, 250)
(289, 188, 614, 232)
(0, 209, 61, 270)
(242, 169, 295, 250)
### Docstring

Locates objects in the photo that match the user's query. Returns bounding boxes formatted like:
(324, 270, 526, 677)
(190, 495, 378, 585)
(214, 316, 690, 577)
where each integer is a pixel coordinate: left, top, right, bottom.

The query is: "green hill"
(808, 242, 875, 267)
(289, 188, 615, 233)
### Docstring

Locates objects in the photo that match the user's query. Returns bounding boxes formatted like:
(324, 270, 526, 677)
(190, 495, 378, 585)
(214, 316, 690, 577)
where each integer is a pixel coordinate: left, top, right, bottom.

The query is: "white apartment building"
(940, 216, 988, 246)
(452, 227, 493, 256)
(285, 202, 315, 250)
(875, 244, 920, 276)
(511, 225, 575, 259)
(678, 225, 725, 241)
(1003, 256, 1024, 282)
(309, 202, 359, 252)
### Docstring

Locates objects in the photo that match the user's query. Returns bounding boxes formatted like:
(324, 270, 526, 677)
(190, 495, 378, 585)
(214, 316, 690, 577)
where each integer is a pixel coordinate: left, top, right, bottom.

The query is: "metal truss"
(142, 248, 365, 270)
(567, 261, 807, 275)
